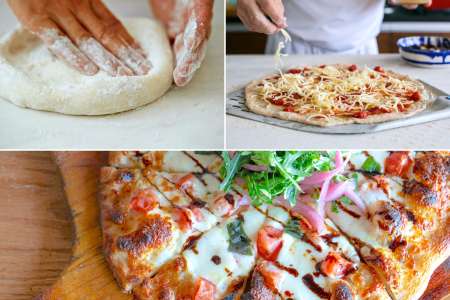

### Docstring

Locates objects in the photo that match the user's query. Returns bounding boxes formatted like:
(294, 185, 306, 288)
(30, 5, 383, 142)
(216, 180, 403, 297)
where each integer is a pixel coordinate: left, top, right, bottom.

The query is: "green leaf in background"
(362, 155, 381, 173)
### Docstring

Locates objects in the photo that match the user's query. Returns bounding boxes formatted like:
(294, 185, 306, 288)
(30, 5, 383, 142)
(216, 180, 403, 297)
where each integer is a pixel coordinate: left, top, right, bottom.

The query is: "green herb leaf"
(220, 152, 244, 192)
(331, 201, 339, 213)
(340, 196, 353, 205)
(284, 184, 298, 207)
(285, 218, 304, 239)
(227, 219, 253, 256)
(362, 156, 381, 173)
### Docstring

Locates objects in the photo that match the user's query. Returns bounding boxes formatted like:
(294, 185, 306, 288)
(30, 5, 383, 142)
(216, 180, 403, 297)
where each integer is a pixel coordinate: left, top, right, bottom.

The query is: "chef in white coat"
(237, 0, 432, 55)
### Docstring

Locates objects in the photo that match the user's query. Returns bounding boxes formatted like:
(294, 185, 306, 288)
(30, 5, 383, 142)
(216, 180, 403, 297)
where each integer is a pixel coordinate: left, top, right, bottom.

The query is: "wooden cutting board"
(0, 151, 448, 300)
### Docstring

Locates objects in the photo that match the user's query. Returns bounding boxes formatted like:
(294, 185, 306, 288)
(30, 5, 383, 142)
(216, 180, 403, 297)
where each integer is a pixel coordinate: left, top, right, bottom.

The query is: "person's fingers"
(51, 7, 133, 76)
(192, 0, 214, 42)
(35, 18, 99, 76)
(173, 33, 208, 86)
(257, 0, 286, 28)
(89, 0, 146, 56)
(237, 0, 279, 34)
(150, 0, 188, 39)
(172, 0, 212, 86)
(75, 0, 151, 75)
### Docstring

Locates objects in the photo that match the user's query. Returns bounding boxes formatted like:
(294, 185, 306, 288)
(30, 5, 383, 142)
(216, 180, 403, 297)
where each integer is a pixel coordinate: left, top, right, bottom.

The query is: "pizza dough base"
(246, 70, 434, 127)
(0, 18, 174, 115)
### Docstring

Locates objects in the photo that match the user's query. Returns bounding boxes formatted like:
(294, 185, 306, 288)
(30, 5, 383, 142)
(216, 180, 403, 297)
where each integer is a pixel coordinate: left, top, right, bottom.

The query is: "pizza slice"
(326, 151, 449, 299)
(109, 151, 222, 173)
(133, 206, 268, 300)
(237, 205, 391, 300)
(100, 153, 248, 293)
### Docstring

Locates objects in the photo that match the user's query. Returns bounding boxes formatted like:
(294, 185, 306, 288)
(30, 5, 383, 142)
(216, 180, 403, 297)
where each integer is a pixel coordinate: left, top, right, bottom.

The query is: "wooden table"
(0, 152, 448, 300)
(226, 54, 450, 149)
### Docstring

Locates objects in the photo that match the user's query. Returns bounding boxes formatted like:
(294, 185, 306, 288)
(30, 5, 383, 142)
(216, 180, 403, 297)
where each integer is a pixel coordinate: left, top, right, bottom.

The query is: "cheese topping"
(257, 65, 424, 120)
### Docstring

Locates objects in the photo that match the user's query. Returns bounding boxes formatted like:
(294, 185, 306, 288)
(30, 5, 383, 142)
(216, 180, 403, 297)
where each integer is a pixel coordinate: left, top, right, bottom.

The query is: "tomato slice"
(288, 68, 302, 74)
(257, 261, 281, 292)
(385, 152, 413, 178)
(348, 64, 357, 72)
(211, 196, 234, 217)
(176, 174, 195, 189)
(194, 277, 216, 300)
(374, 66, 384, 73)
(173, 208, 192, 231)
(130, 190, 158, 213)
(257, 225, 283, 261)
(408, 91, 421, 101)
(320, 252, 354, 278)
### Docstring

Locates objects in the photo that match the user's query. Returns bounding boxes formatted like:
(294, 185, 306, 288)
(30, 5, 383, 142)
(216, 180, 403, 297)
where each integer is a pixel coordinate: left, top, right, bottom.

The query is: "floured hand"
(7, 0, 151, 76)
(150, 0, 213, 87)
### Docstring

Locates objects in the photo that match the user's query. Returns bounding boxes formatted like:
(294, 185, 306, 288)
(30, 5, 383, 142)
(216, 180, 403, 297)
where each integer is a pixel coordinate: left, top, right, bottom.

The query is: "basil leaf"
(285, 218, 304, 239)
(227, 219, 253, 256)
(362, 156, 381, 173)
(331, 201, 339, 213)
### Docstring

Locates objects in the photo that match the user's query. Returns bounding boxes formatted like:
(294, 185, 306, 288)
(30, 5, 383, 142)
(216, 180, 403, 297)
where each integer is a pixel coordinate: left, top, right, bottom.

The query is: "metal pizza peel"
(226, 81, 450, 134)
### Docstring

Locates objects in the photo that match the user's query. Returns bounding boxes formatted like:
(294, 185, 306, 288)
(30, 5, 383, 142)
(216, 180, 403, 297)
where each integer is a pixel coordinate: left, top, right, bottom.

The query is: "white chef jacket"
(266, 0, 385, 55)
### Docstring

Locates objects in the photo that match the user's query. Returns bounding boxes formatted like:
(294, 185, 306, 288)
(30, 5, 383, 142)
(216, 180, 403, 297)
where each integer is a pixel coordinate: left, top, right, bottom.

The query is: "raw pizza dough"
(246, 67, 434, 127)
(0, 18, 174, 115)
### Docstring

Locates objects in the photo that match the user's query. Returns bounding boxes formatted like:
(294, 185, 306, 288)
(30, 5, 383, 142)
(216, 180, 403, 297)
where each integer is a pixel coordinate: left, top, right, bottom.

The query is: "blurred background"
(226, 0, 450, 54)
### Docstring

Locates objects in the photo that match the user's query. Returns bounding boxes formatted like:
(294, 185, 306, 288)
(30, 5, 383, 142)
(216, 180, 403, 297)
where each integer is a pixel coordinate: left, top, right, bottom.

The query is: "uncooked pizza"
(99, 151, 449, 300)
(245, 64, 434, 127)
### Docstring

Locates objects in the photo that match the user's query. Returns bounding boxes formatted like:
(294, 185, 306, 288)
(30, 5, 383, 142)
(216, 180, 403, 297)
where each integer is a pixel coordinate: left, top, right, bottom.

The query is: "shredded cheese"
(257, 64, 423, 119)
(275, 29, 292, 69)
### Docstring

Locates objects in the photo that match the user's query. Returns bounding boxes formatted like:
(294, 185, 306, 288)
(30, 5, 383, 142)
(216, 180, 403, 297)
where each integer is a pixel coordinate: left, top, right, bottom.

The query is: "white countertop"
(226, 54, 450, 149)
(0, 0, 224, 150)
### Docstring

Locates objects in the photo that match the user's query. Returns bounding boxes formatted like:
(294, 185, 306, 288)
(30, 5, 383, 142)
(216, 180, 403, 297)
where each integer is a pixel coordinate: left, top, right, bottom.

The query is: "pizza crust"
(245, 67, 434, 127)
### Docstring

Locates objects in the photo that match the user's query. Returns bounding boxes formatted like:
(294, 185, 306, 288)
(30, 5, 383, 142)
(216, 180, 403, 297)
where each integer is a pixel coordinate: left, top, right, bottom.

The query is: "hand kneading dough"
(0, 18, 174, 115)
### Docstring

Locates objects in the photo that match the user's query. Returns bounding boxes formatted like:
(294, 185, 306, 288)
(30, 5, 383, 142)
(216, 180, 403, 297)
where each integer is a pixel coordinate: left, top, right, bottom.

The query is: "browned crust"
(245, 66, 433, 127)
(116, 215, 173, 256)
(133, 256, 194, 300)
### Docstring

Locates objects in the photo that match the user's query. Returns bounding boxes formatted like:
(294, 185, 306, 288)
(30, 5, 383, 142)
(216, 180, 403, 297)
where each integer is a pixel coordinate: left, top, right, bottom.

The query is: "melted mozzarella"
(184, 208, 266, 295)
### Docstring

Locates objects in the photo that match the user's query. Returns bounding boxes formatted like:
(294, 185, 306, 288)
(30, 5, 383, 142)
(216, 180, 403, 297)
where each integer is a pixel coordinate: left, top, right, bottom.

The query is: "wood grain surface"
(0, 151, 448, 300)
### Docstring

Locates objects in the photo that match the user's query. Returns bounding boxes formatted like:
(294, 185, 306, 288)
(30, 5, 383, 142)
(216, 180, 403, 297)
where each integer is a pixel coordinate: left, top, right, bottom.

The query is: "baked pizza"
(245, 64, 434, 127)
(99, 151, 449, 300)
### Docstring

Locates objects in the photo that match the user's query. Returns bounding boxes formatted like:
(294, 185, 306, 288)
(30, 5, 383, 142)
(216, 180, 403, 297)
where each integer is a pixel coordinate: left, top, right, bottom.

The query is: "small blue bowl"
(397, 36, 450, 68)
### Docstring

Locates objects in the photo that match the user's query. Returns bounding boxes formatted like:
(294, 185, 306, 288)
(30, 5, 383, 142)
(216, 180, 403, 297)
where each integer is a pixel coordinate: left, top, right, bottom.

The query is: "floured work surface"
(227, 81, 450, 134)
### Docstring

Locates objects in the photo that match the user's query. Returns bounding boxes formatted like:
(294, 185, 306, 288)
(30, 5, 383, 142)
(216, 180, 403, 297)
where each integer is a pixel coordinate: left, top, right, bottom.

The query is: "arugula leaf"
(362, 156, 381, 173)
(220, 152, 245, 192)
(331, 201, 339, 213)
(227, 219, 253, 256)
(284, 184, 299, 207)
(220, 151, 335, 207)
(285, 218, 304, 239)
